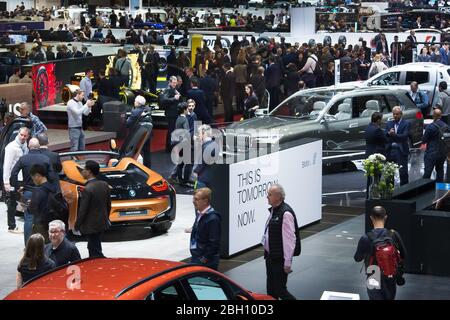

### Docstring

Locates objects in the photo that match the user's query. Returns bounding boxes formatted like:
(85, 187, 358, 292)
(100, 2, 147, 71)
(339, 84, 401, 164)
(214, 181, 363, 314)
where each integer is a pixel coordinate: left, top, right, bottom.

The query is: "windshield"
(270, 91, 336, 120)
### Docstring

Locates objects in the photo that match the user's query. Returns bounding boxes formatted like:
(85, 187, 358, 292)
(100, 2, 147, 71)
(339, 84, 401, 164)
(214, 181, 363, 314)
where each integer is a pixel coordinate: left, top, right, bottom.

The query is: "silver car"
(224, 86, 424, 164)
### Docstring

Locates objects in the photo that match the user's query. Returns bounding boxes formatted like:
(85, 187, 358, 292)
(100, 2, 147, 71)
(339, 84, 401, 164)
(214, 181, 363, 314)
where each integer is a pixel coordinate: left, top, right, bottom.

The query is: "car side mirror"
(320, 118, 326, 124)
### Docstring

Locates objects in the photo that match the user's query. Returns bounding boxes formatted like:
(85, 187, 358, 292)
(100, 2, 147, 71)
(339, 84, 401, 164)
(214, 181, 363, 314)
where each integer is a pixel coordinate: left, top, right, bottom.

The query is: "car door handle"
(348, 123, 358, 128)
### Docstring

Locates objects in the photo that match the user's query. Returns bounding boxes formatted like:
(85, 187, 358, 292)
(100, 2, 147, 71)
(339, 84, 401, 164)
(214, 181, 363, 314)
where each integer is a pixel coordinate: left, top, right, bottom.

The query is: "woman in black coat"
(243, 84, 259, 119)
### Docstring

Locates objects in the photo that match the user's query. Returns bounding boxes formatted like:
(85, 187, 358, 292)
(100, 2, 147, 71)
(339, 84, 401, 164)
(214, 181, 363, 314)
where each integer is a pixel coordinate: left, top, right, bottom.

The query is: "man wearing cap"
(126, 95, 153, 168)
(67, 89, 94, 151)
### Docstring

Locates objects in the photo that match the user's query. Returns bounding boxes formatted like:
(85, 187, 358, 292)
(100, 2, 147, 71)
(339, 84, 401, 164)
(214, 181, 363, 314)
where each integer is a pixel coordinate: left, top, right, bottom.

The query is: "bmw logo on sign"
(129, 189, 136, 197)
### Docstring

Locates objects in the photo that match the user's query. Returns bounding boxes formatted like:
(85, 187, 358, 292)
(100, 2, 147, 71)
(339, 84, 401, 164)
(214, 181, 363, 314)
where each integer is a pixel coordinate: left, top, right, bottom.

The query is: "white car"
(355, 62, 450, 110)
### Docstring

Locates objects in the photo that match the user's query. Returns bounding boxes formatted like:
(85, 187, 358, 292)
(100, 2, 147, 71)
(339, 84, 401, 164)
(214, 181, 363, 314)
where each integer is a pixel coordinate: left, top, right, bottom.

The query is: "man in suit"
(365, 112, 387, 157)
(190, 187, 221, 270)
(365, 112, 388, 198)
(265, 55, 283, 110)
(406, 30, 418, 49)
(81, 46, 93, 58)
(75, 160, 111, 258)
(200, 70, 218, 119)
(220, 63, 235, 123)
(187, 77, 211, 124)
(193, 125, 218, 189)
(161, 76, 181, 152)
(385, 106, 411, 185)
(422, 109, 448, 182)
(148, 46, 160, 93)
(376, 34, 390, 58)
(72, 45, 83, 58)
(37, 133, 62, 174)
(138, 46, 153, 91)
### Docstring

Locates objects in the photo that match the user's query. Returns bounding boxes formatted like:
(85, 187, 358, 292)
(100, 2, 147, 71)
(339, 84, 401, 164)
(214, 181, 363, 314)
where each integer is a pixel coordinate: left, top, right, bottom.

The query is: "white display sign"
(228, 140, 322, 255)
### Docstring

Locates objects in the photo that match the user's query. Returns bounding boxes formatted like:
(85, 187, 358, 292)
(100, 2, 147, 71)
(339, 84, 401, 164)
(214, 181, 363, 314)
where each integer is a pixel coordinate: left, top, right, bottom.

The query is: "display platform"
(208, 138, 323, 257)
(46, 128, 116, 152)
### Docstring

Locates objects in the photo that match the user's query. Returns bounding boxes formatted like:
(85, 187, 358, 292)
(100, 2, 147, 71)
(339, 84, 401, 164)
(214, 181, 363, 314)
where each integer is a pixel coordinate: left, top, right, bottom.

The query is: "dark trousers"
(267, 87, 279, 111)
(265, 254, 296, 300)
(141, 137, 152, 168)
(86, 233, 104, 258)
(222, 96, 233, 123)
(300, 73, 317, 89)
(367, 277, 397, 300)
(423, 153, 446, 182)
(166, 117, 177, 152)
(235, 83, 246, 113)
(6, 192, 17, 230)
(150, 73, 158, 93)
(388, 148, 409, 185)
(205, 96, 215, 119)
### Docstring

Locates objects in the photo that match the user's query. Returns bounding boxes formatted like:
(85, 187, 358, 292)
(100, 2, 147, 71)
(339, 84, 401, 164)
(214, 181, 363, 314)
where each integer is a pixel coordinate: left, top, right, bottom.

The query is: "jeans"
(265, 254, 296, 300)
(69, 128, 85, 151)
(23, 191, 33, 246)
(86, 232, 104, 258)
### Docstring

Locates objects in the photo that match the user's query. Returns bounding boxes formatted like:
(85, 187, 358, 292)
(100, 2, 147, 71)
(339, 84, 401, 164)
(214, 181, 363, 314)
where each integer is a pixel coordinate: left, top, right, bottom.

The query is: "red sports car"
(5, 258, 274, 300)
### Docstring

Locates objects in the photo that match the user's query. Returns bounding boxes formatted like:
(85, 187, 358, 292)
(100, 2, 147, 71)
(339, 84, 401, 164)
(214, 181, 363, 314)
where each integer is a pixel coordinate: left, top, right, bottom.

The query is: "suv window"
(186, 276, 229, 300)
(405, 71, 429, 85)
(385, 94, 401, 111)
(327, 98, 353, 121)
(353, 95, 389, 117)
(371, 72, 400, 85)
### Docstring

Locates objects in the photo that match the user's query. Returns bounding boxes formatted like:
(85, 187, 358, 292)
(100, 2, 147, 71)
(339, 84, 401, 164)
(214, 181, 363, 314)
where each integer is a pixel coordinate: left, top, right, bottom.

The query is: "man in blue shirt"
(408, 81, 429, 117)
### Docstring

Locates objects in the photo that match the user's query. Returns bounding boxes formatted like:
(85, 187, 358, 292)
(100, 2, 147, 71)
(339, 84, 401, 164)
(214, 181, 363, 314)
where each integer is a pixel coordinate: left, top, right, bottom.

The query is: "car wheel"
(151, 221, 172, 234)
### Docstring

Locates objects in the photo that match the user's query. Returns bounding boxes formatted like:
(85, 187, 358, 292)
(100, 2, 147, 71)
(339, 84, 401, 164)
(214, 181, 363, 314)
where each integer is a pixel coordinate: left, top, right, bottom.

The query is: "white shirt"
(3, 140, 27, 184)
(67, 98, 90, 128)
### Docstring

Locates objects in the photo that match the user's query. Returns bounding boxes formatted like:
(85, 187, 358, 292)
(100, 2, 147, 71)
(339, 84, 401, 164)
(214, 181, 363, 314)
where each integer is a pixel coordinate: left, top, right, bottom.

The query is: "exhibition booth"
(366, 179, 450, 277)
(206, 138, 323, 258)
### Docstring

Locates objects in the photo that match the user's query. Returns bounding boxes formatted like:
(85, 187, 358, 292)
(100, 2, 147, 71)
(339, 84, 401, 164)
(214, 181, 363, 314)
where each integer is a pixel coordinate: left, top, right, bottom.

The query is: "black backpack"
(432, 121, 450, 157)
(47, 191, 69, 226)
(309, 55, 323, 78)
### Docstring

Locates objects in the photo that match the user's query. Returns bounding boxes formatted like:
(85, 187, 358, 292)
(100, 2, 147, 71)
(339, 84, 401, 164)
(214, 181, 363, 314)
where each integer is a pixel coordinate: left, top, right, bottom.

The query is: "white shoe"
(8, 227, 23, 234)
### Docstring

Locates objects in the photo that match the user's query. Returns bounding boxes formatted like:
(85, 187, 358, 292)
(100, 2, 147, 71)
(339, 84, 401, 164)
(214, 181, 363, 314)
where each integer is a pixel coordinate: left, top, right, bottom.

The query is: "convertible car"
(0, 117, 176, 233)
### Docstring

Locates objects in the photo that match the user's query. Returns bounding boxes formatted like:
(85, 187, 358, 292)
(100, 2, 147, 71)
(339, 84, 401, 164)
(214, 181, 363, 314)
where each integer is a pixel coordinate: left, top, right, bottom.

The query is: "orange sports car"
(5, 257, 274, 300)
(0, 117, 176, 233)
